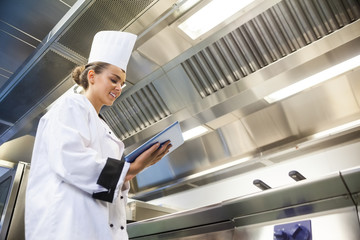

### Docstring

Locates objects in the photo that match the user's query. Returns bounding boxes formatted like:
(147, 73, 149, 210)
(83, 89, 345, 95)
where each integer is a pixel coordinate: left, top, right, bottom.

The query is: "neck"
(84, 91, 102, 114)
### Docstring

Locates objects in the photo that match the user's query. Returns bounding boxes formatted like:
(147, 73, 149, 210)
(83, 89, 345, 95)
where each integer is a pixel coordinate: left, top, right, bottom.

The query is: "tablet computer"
(124, 121, 184, 163)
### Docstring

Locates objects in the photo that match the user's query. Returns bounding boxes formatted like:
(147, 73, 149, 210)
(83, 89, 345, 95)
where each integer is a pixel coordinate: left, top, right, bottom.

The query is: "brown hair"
(71, 62, 110, 90)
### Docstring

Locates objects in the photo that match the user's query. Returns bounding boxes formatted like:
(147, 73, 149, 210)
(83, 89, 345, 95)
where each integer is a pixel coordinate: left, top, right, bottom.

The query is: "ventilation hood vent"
(182, 0, 360, 98)
(101, 82, 171, 140)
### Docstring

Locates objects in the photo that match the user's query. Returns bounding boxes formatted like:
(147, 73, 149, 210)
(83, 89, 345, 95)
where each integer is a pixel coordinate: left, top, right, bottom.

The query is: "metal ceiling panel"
(58, 0, 156, 57)
(0, 50, 76, 125)
(0, 0, 69, 40)
(0, 30, 35, 88)
(0, 124, 9, 136)
(182, 0, 360, 98)
(0, 0, 70, 89)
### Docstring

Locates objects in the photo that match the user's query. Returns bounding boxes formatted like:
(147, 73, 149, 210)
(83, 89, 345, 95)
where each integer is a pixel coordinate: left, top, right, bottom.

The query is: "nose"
(115, 82, 122, 91)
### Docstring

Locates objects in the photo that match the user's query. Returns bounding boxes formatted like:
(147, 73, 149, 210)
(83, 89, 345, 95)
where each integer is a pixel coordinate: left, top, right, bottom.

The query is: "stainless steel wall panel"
(216, 121, 257, 157)
(348, 70, 360, 106)
(233, 207, 360, 240)
(201, 131, 231, 164)
(130, 222, 234, 240)
(128, 202, 229, 239)
(148, 82, 171, 117)
(241, 104, 293, 148)
(341, 167, 360, 198)
(281, 75, 360, 135)
(166, 65, 202, 106)
(152, 74, 185, 114)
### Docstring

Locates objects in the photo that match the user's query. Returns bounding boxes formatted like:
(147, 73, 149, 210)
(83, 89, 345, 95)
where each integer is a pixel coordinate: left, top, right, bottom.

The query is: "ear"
(88, 70, 95, 84)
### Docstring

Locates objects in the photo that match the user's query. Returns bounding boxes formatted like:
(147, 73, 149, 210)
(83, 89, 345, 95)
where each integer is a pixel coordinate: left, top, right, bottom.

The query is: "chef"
(25, 31, 172, 240)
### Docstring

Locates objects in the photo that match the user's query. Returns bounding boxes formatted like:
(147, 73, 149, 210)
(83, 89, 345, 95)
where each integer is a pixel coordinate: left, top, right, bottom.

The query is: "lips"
(109, 92, 117, 98)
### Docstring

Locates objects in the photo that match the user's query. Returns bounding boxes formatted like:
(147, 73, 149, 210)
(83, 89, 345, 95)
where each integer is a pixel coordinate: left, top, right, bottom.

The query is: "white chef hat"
(88, 31, 137, 72)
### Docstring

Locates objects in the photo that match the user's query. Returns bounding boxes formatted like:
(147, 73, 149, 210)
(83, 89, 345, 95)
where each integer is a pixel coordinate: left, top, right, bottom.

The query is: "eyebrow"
(111, 73, 121, 81)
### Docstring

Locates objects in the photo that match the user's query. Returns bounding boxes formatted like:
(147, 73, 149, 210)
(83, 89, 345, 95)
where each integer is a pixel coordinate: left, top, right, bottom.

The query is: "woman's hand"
(125, 141, 172, 181)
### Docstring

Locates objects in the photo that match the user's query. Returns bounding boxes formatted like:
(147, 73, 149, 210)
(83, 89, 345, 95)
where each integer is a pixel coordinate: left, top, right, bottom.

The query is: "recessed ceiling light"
(182, 125, 209, 141)
(264, 54, 360, 103)
(313, 119, 360, 139)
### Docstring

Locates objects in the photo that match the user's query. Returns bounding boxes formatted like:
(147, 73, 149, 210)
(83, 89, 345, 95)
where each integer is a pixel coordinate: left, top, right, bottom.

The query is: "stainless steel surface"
(0, 162, 29, 240)
(127, 167, 360, 239)
(233, 207, 360, 240)
(0, 0, 360, 201)
(6, 163, 29, 240)
(126, 200, 178, 222)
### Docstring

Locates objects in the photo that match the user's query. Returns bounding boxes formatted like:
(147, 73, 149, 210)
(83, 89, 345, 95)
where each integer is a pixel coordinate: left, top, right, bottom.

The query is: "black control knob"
(274, 229, 289, 240)
(290, 224, 310, 240)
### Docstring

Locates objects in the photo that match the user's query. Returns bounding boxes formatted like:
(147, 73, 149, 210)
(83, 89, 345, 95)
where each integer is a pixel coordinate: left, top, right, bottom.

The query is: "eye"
(110, 78, 117, 84)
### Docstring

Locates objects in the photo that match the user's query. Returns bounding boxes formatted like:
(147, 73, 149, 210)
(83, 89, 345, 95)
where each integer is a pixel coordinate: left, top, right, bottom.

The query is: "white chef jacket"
(25, 93, 131, 240)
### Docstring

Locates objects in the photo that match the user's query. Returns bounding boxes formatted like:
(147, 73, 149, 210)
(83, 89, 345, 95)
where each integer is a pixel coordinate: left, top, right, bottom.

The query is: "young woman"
(25, 31, 172, 240)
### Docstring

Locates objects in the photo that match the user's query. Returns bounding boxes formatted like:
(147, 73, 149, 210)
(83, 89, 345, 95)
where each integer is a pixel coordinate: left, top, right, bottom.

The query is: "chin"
(105, 102, 115, 106)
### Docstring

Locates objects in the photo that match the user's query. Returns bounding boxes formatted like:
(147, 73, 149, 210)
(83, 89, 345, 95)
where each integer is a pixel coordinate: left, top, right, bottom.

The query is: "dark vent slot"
(100, 82, 171, 140)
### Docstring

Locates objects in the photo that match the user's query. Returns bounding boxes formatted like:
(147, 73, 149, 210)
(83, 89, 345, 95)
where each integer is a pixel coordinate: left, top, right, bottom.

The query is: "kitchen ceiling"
(0, 0, 359, 200)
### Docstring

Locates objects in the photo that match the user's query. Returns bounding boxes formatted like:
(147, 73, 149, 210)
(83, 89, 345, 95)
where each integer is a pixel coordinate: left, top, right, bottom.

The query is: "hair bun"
(72, 65, 86, 85)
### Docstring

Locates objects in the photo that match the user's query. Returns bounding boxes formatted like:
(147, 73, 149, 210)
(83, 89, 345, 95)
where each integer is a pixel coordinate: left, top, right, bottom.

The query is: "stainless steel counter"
(127, 167, 360, 239)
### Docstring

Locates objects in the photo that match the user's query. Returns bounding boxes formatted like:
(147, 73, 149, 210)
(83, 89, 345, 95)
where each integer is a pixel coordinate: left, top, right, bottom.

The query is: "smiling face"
(85, 64, 126, 113)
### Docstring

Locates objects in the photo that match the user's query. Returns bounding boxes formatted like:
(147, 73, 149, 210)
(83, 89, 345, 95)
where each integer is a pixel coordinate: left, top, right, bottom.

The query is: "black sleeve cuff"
(92, 157, 125, 203)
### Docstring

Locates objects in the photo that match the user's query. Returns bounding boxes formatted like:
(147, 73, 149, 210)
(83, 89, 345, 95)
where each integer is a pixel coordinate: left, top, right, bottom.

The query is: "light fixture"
(188, 156, 252, 179)
(264, 54, 360, 104)
(178, 0, 255, 40)
(182, 125, 208, 141)
(313, 119, 360, 139)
